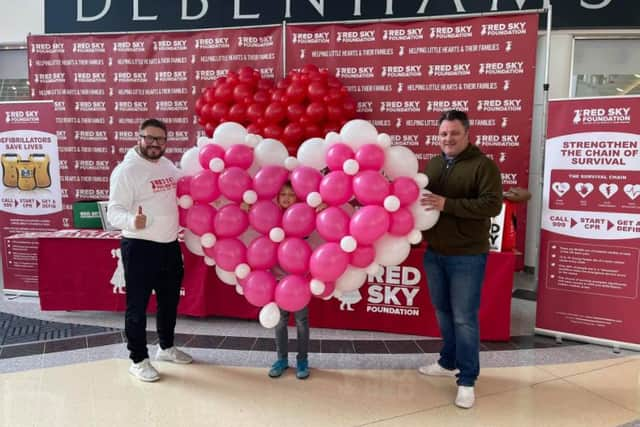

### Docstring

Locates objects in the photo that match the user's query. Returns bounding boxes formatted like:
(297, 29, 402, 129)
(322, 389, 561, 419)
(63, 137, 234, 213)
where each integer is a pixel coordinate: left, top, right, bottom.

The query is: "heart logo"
(598, 183, 618, 199)
(551, 182, 570, 197)
(574, 182, 594, 198)
(624, 184, 640, 201)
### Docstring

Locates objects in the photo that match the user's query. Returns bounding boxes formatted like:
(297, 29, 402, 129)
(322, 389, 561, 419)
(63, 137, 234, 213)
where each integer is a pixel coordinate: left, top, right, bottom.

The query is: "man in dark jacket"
(417, 110, 503, 409)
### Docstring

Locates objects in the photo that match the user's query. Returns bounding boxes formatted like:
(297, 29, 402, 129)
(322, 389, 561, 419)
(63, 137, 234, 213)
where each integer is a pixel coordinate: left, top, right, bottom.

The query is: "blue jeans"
(275, 307, 309, 361)
(424, 248, 487, 386)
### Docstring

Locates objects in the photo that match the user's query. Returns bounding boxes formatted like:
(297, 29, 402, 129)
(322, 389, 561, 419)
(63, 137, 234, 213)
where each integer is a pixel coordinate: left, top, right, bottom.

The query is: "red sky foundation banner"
(286, 12, 538, 266)
(536, 96, 640, 348)
(0, 101, 64, 292)
(27, 26, 282, 226)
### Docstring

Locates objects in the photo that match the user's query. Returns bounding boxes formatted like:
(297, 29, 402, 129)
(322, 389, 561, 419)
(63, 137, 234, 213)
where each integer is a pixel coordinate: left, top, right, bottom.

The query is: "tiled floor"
(0, 272, 639, 426)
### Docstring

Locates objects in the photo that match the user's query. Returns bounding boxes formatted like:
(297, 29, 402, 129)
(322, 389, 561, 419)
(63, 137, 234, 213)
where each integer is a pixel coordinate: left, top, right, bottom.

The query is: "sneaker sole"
(417, 367, 459, 377)
(296, 373, 310, 380)
(155, 357, 193, 365)
(128, 370, 160, 382)
(268, 367, 288, 378)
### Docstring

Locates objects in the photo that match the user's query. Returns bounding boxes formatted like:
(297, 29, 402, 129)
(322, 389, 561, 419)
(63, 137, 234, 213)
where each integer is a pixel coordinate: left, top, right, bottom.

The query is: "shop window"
(0, 48, 29, 102)
(572, 38, 640, 97)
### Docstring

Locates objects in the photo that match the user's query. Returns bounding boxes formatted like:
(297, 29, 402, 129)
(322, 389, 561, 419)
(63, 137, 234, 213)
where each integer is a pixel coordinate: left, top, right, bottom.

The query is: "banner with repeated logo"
(286, 13, 538, 267)
(536, 96, 640, 347)
(0, 101, 64, 292)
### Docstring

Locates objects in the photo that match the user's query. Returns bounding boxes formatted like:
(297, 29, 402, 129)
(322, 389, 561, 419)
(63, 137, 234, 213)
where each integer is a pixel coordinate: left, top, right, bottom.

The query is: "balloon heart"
(178, 119, 439, 328)
(194, 65, 357, 155)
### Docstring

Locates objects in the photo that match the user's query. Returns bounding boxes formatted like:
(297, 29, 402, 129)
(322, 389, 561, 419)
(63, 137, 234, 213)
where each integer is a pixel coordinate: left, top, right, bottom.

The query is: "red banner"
(536, 96, 640, 347)
(286, 13, 538, 267)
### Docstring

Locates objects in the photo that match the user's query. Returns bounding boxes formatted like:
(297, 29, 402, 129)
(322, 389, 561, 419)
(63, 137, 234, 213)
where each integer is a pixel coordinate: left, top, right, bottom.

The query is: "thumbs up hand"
(134, 205, 147, 229)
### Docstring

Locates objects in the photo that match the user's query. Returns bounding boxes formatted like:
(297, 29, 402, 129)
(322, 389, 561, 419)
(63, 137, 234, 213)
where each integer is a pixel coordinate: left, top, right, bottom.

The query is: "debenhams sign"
(45, 0, 640, 33)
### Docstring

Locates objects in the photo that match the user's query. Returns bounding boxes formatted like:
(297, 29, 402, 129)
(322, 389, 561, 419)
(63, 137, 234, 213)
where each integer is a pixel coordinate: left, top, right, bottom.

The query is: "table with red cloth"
(37, 230, 515, 340)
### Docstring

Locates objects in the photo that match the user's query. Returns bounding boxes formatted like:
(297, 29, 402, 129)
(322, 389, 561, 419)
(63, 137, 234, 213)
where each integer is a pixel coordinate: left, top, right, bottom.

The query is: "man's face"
(138, 125, 167, 160)
(277, 185, 297, 210)
(438, 119, 469, 158)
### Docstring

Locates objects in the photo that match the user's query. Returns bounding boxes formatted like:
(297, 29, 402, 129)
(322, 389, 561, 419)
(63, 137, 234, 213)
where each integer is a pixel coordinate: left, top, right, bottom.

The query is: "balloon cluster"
(194, 65, 356, 155)
(178, 120, 440, 328)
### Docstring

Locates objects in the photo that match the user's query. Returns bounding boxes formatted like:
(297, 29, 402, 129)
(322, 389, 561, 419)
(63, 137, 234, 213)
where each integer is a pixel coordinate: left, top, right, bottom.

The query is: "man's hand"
(420, 193, 446, 211)
(134, 205, 147, 229)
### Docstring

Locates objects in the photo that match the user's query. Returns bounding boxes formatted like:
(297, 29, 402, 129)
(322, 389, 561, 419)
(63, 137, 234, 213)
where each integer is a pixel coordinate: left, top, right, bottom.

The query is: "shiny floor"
(0, 273, 639, 427)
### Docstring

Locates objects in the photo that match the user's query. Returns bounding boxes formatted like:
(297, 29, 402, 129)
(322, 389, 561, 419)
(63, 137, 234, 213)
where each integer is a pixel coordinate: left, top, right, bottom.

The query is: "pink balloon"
(316, 206, 350, 242)
(178, 207, 188, 228)
(349, 205, 390, 245)
(352, 170, 390, 205)
(309, 242, 349, 282)
(325, 143, 354, 171)
(207, 238, 246, 271)
(243, 270, 276, 307)
(248, 200, 282, 234)
(190, 170, 220, 203)
(186, 203, 216, 236)
(392, 177, 420, 206)
(214, 204, 249, 237)
(224, 144, 254, 169)
(319, 171, 353, 206)
(275, 275, 312, 312)
(247, 236, 278, 270)
(277, 237, 312, 275)
(350, 245, 375, 268)
(282, 203, 316, 238)
(316, 281, 336, 299)
(290, 166, 322, 199)
(177, 176, 192, 197)
(389, 207, 415, 236)
(355, 144, 385, 170)
(198, 143, 225, 169)
(218, 166, 252, 202)
(253, 165, 289, 200)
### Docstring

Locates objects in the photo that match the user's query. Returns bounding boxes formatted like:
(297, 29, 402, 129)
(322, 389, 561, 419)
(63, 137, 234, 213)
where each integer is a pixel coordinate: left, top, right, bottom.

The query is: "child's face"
(278, 185, 297, 209)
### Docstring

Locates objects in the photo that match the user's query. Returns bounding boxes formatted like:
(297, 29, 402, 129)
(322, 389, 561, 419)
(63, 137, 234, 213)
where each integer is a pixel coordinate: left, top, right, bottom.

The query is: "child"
(269, 181, 310, 380)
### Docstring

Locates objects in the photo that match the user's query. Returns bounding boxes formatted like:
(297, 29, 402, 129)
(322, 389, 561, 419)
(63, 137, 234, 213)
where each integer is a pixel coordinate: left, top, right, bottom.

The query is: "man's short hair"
(438, 110, 469, 131)
(140, 118, 167, 134)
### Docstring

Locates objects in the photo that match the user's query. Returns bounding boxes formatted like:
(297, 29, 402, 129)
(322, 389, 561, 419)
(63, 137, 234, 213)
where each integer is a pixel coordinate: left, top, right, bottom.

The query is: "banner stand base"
(2, 290, 39, 298)
(535, 328, 640, 353)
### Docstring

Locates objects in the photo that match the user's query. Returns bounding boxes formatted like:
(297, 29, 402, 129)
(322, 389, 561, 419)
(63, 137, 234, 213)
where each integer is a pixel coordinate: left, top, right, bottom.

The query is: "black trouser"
(121, 238, 184, 363)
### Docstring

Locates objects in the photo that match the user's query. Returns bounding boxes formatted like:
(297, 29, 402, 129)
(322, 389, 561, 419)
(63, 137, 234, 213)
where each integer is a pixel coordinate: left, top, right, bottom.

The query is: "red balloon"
(228, 104, 247, 123)
(238, 67, 256, 86)
(211, 102, 229, 121)
(200, 103, 213, 122)
(252, 91, 269, 105)
(198, 115, 207, 126)
(287, 104, 305, 123)
(233, 83, 253, 103)
(304, 124, 322, 139)
(302, 64, 319, 74)
(214, 83, 233, 103)
(225, 71, 239, 86)
(306, 102, 327, 123)
(257, 79, 273, 91)
(307, 81, 328, 102)
(271, 88, 286, 103)
(203, 87, 215, 104)
(286, 82, 307, 104)
(325, 88, 343, 104)
(282, 122, 304, 146)
(212, 77, 226, 88)
(298, 114, 312, 127)
(263, 124, 283, 139)
(204, 122, 216, 138)
(326, 76, 341, 89)
(247, 124, 262, 135)
(195, 98, 204, 115)
(264, 102, 286, 124)
(326, 104, 343, 122)
(342, 99, 357, 119)
(323, 122, 340, 134)
(246, 103, 265, 122)
(276, 80, 289, 90)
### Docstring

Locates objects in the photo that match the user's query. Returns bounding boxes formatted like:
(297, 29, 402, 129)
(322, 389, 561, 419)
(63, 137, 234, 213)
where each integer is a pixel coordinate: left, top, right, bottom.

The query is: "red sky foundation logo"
(572, 107, 632, 125)
(4, 110, 40, 124)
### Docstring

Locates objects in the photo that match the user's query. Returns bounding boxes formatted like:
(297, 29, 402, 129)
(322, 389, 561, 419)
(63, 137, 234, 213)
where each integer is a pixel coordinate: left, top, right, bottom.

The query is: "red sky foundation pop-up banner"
(536, 96, 640, 349)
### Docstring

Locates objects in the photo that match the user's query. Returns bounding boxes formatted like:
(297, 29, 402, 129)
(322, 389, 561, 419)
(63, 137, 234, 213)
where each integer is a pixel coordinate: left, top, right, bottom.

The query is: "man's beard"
(139, 144, 165, 160)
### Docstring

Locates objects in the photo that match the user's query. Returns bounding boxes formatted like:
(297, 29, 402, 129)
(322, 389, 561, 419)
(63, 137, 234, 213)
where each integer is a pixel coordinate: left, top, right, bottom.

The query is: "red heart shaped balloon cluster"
(194, 65, 357, 154)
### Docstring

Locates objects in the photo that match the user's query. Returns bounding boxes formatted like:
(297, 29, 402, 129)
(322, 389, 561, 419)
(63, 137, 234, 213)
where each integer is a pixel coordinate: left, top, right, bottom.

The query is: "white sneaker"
(129, 358, 160, 382)
(418, 362, 459, 377)
(155, 346, 193, 364)
(455, 386, 475, 409)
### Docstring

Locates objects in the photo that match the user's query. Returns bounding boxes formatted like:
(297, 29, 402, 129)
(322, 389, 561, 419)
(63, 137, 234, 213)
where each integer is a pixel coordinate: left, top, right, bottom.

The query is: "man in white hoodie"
(108, 118, 192, 382)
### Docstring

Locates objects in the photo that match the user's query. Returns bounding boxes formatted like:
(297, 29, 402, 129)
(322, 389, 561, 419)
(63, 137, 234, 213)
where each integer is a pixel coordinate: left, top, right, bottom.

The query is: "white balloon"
(410, 191, 440, 231)
(244, 133, 261, 147)
(204, 256, 216, 266)
(200, 232, 216, 248)
(383, 146, 419, 179)
(414, 173, 429, 188)
(215, 266, 238, 285)
(309, 279, 326, 296)
(209, 157, 225, 172)
(383, 195, 400, 212)
(235, 284, 244, 295)
(243, 190, 258, 205)
(377, 133, 392, 148)
(306, 192, 322, 208)
(335, 266, 367, 293)
(254, 138, 288, 166)
(183, 229, 204, 256)
(284, 156, 299, 171)
(235, 263, 251, 279)
(178, 194, 193, 209)
(324, 132, 341, 147)
(197, 136, 213, 147)
(343, 159, 360, 176)
(297, 137, 327, 170)
(333, 289, 343, 299)
(213, 122, 248, 149)
(374, 234, 411, 266)
(259, 302, 281, 328)
(179, 146, 203, 175)
(340, 235, 357, 253)
(269, 227, 285, 243)
(408, 229, 423, 244)
(340, 119, 379, 150)
(365, 263, 381, 276)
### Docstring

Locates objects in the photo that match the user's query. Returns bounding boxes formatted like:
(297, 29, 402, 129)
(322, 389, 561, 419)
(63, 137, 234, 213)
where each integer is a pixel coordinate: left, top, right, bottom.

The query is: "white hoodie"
(108, 147, 180, 243)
